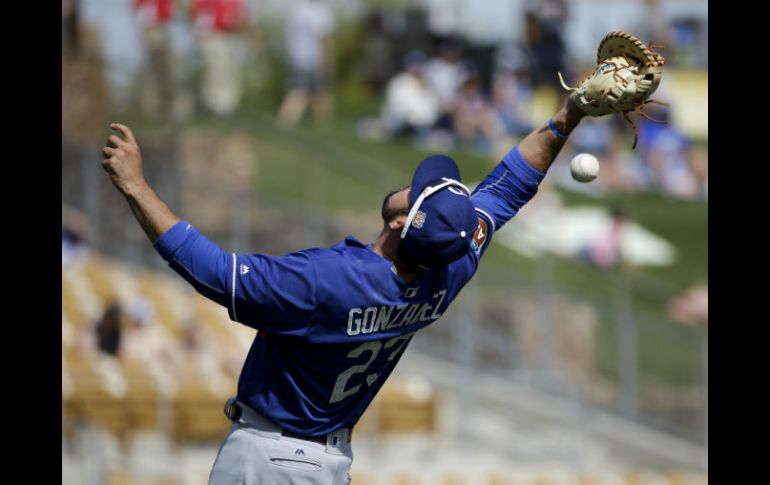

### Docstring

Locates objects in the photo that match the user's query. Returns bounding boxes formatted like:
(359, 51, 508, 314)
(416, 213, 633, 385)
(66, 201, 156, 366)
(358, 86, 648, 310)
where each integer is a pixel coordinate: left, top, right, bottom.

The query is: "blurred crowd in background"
(62, 0, 708, 201)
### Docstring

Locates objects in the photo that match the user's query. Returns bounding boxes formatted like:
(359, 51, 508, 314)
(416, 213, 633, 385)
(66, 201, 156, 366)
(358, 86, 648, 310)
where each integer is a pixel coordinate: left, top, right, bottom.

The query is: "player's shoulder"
(301, 236, 379, 263)
(301, 237, 393, 291)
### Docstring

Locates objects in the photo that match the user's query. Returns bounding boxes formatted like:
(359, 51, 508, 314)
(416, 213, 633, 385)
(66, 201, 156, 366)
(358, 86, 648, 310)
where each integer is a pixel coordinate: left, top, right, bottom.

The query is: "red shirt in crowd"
(135, 0, 174, 27)
(190, 0, 245, 33)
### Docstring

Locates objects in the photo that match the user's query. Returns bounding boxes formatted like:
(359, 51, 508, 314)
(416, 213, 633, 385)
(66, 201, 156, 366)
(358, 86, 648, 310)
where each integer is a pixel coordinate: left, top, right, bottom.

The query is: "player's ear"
(388, 214, 406, 232)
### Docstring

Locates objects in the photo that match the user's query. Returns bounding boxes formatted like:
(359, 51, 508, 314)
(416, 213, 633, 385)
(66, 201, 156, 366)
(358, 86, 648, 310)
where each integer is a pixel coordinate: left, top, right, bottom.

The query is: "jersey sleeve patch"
(470, 217, 488, 255)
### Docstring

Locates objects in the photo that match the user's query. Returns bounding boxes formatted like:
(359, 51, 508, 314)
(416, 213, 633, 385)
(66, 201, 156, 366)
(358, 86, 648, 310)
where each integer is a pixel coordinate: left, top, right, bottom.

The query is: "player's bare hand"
(102, 123, 146, 196)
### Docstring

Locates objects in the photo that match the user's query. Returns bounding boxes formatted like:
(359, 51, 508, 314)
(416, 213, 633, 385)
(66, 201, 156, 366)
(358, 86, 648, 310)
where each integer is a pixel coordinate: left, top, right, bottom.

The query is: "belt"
(224, 398, 348, 446)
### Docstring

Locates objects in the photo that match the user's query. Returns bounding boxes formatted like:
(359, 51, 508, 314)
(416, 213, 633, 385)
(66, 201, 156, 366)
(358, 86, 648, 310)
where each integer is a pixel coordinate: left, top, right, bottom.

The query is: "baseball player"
(100, 32, 663, 485)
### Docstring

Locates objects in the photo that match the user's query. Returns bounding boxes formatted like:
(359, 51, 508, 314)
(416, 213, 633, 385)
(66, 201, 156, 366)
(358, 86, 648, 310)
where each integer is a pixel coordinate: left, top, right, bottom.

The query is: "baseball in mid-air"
(570, 153, 600, 183)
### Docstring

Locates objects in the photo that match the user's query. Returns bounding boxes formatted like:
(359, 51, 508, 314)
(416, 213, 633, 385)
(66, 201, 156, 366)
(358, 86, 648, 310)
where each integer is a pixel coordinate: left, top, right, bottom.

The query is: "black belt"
(282, 429, 327, 445)
(225, 399, 328, 445)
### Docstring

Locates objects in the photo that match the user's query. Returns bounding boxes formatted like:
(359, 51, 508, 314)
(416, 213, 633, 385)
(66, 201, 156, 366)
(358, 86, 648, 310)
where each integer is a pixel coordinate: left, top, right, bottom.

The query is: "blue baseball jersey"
(154, 146, 545, 437)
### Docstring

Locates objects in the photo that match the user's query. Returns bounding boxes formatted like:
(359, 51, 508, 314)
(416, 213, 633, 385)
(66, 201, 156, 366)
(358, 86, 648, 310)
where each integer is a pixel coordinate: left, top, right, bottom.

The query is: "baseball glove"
(558, 31, 668, 148)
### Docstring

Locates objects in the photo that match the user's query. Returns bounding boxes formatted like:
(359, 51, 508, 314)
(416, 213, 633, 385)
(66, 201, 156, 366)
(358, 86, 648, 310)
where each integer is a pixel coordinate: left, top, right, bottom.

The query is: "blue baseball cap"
(400, 155, 479, 268)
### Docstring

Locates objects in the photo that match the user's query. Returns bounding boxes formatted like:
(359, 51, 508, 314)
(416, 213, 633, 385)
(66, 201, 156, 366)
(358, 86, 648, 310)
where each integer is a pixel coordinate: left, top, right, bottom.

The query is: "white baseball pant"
(208, 400, 353, 485)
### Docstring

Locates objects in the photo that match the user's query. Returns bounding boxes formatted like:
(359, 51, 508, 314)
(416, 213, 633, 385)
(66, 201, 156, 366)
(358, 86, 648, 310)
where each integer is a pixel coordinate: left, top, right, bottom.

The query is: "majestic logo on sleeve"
(470, 218, 488, 255)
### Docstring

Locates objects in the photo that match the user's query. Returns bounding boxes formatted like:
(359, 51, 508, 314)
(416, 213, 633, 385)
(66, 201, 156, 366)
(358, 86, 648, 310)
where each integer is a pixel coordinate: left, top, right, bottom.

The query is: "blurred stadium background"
(62, 0, 707, 483)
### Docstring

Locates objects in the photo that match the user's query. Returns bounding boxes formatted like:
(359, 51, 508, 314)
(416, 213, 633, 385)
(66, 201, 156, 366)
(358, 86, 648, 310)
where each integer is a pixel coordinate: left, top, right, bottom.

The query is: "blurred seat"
(62, 355, 77, 440)
(137, 271, 187, 338)
(62, 280, 87, 328)
(625, 470, 682, 485)
(63, 260, 103, 328)
(351, 470, 379, 485)
(351, 377, 438, 443)
(666, 471, 707, 485)
(574, 472, 630, 485)
(172, 369, 235, 442)
(68, 356, 129, 437)
(106, 470, 179, 485)
(82, 254, 119, 304)
(63, 248, 248, 445)
(62, 316, 78, 356)
(436, 471, 476, 485)
(376, 377, 438, 435)
(122, 359, 171, 433)
(486, 472, 516, 485)
(347, 468, 706, 485)
(531, 470, 582, 485)
(391, 471, 423, 485)
(194, 296, 238, 345)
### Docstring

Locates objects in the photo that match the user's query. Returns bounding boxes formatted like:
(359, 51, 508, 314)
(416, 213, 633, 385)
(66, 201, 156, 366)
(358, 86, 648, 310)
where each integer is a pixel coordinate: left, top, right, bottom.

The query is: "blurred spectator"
(359, 10, 393, 94)
(94, 303, 123, 357)
(424, 38, 468, 117)
(134, 0, 175, 119)
(524, 0, 569, 31)
(360, 51, 508, 155)
(631, 0, 709, 68)
(121, 298, 178, 368)
(61, 227, 83, 268)
(667, 285, 708, 326)
(380, 51, 441, 138)
(62, 205, 89, 268)
(180, 318, 208, 356)
(62, 0, 80, 58)
(492, 46, 534, 137)
(355, 51, 452, 149)
(277, 0, 336, 127)
(190, 0, 248, 117)
(632, 0, 675, 55)
(599, 129, 647, 195)
(670, 20, 699, 68)
(570, 117, 614, 160)
(450, 70, 506, 155)
(636, 104, 704, 200)
(521, 11, 569, 93)
(579, 207, 629, 270)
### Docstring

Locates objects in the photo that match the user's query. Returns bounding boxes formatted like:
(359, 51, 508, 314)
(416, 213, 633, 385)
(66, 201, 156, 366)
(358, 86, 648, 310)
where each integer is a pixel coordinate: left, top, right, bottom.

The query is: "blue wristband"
(548, 118, 567, 140)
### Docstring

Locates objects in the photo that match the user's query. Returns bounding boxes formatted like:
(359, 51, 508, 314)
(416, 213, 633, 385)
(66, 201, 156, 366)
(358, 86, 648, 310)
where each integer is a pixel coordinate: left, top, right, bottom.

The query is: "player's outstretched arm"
(101, 123, 232, 309)
(101, 123, 181, 242)
(517, 98, 586, 174)
(468, 99, 586, 239)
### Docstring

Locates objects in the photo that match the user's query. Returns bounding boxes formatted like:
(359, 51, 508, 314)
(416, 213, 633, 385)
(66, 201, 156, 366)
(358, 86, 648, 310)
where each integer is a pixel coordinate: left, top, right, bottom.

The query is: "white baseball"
(570, 153, 600, 183)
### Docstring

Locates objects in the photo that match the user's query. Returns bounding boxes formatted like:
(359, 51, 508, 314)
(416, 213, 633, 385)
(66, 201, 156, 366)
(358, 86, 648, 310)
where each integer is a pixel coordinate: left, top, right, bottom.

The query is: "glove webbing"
(623, 99, 671, 149)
